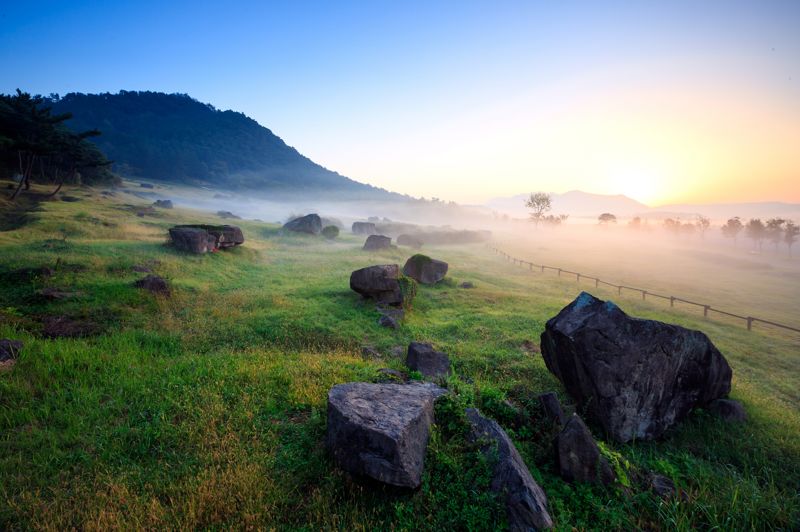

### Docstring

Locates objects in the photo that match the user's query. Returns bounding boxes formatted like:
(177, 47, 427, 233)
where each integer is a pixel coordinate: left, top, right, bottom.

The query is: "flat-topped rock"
(284, 214, 322, 234)
(467, 408, 553, 530)
(350, 264, 403, 306)
(541, 292, 732, 442)
(326, 381, 446, 488)
(402, 254, 448, 285)
(363, 234, 392, 251)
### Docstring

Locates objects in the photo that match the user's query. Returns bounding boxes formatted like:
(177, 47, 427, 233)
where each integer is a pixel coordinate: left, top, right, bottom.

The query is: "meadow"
(0, 183, 798, 530)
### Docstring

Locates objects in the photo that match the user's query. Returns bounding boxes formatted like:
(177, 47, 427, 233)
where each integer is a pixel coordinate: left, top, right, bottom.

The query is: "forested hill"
(51, 91, 400, 199)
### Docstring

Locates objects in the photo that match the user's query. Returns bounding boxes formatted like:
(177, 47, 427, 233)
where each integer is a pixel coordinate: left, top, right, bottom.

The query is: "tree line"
(0, 90, 115, 199)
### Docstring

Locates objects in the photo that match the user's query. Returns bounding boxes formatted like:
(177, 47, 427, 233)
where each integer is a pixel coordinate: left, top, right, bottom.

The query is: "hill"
(50, 91, 400, 200)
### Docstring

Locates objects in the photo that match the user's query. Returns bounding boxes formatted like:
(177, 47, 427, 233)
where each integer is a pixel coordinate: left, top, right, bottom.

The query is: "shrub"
(321, 225, 339, 239)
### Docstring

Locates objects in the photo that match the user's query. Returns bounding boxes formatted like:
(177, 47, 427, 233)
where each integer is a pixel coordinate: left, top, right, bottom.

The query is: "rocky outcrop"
(363, 234, 392, 251)
(466, 408, 553, 531)
(350, 264, 403, 306)
(541, 292, 732, 442)
(284, 214, 322, 234)
(406, 342, 451, 379)
(352, 222, 377, 235)
(555, 415, 615, 485)
(326, 382, 446, 488)
(402, 254, 448, 285)
(169, 225, 244, 254)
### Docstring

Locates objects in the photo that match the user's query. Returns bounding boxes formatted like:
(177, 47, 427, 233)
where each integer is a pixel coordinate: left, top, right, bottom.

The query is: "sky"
(1, 0, 798, 206)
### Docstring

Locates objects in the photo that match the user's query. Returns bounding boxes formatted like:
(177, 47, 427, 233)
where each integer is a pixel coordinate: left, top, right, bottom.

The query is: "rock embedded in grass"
(555, 414, 616, 485)
(466, 408, 554, 531)
(458, 281, 475, 289)
(326, 381, 446, 488)
(707, 398, 747, 422)
(283, 213, 322, 234)
(349, 264, 403, 306)
(406, 342, 451, 379)
(0, 339, 23, 363)
(363, 234, 392, 251)
(41, 316, 99, 339)
(378, 314, 399, 329)
(402, 254, 448, 285)
(541, 291, 733, 443)
(134, 274, 170, 296)
(538, 392, 567, 427)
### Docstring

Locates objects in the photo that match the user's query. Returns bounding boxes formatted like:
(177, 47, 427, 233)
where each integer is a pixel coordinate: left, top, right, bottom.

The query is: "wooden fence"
(488, 245, 800, 336)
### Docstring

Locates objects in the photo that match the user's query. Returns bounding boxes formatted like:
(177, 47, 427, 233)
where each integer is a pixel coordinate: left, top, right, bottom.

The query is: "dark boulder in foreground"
(406, 342, 451, 379)
(326, 382, 446, 488)
(363, 234, 392, 251)
(284, 213, 322, 234)
(169, 225, 244, 254)
(352, 221, 377, 235)
(541, 292, 732, 442)
(134, 275, 170, 296)
(707, 398, 747, 422)
(402, 254, 448, 285)
(350, 264, 403, 306)
(466, 408, 553, 531)
(0, 339, 23, 363)
(555, 415, 615, 485)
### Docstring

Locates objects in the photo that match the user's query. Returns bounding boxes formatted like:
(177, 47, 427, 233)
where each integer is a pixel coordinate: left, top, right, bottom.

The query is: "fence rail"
(488, 245, 800, 336)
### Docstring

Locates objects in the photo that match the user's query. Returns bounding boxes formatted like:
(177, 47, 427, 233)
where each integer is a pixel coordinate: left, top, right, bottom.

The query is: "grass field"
(1, 183, 798, 530)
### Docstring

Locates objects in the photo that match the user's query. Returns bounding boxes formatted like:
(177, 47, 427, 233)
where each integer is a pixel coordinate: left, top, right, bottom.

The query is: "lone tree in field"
(598, 213, 617, 225)
(525, 192, 552, 228)
(784, 221, 799, 258)
(721, 217, 744, 247)
(695, 215, 711, 239)
(765, 218, 786, 252)
(745, 218, 766, 251)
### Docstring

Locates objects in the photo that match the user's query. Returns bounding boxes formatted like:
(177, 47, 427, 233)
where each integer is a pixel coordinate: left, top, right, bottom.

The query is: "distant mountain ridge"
(51, 91, 400, 199)
(487, 191, 800, 221)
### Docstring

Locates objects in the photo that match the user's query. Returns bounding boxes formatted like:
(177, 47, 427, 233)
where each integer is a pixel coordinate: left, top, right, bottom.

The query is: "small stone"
(458, 281, 475, 289)
(555, 414, 615, 485)
(649, 473, 676, 499)
(0, 339, 23, 363)
(406, 342, 451, 379)
(378, 315, 399, 329)
(134, 275, 170, 296)
(539, 392, 567, 426)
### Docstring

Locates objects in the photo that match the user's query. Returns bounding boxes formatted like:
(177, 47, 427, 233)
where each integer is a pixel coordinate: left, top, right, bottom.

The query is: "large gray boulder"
(326, 382, 446, 488)
(402, 254, 448, 285)
(284, 214, 322, 234)
(350, 264, 403, 306)
(555, 415, 615, 485)
(540, 292, 732, 442)
(406, 342, 451, 379)
(169, 225, 244, 253)
(363, 234, 392, 251)
(466, 408, 553, 531)
(352, 221, 377, 235)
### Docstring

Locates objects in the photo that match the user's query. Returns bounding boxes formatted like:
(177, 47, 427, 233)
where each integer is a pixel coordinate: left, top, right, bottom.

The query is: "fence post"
(595, 278, 599, 288)
(541, 265, 544, 273)
(618, 286, 622, 295)
(703, 305, 709, 317)
(576, 273, 581, 283)
(747, 317, 753, 330)
(670, 296, 674, 307)
(558, 268, 561, 277)
(642, 290, 646, 301)
(529, 263, 532, 271)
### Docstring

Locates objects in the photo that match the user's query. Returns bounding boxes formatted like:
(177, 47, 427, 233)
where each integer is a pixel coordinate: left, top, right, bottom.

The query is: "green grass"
(0, 183, 798, 530)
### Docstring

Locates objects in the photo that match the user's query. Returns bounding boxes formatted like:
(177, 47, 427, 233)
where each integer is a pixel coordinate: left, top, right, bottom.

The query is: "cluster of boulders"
(326, 290, 745, 528)
(169, 224, 244, 254)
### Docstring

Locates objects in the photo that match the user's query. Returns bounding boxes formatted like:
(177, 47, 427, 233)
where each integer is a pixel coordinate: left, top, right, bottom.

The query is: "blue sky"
(1, 1, 798, 204)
